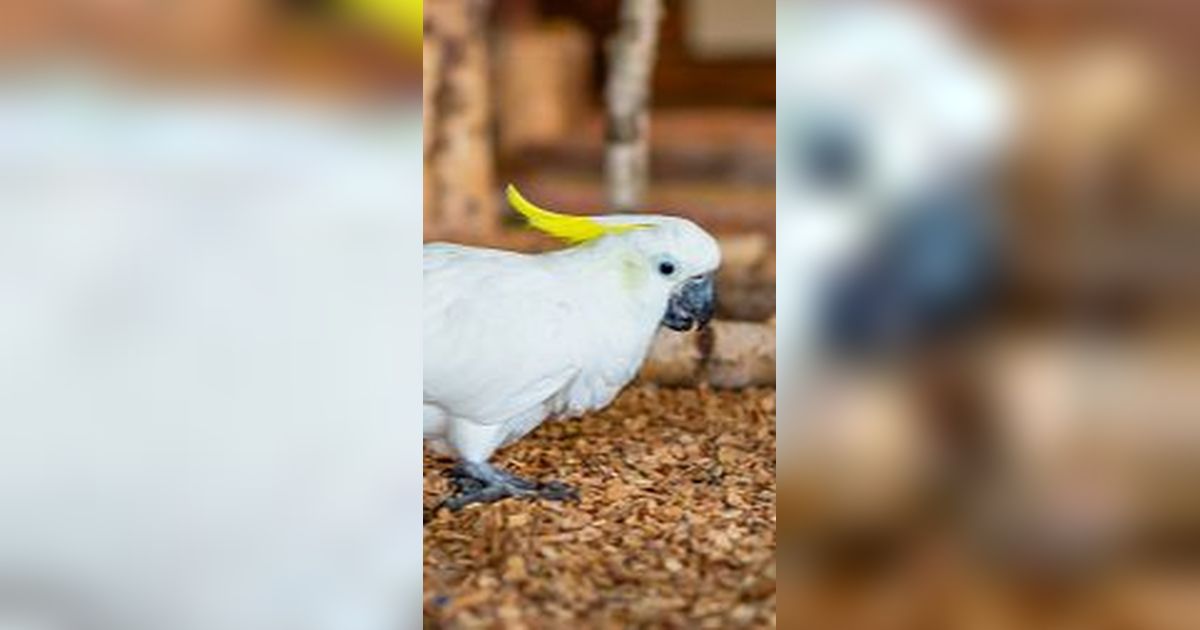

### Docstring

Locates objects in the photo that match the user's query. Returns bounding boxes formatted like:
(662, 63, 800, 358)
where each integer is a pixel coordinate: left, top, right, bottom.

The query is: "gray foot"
(440, 462, 577, 511)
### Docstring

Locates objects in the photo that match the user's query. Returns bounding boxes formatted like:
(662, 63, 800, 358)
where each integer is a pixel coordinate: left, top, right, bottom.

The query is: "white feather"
(423, 219, 719, 464)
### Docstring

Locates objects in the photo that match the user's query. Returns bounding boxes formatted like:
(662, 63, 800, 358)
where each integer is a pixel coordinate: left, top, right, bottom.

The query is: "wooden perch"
(640, 320, 775, 388)
(716, 279, 775, 322)
(424, 0, 498, 239)
(716, 234, 770, 277)
(605, 0, 664, 211)
(715, 234, 775, 321)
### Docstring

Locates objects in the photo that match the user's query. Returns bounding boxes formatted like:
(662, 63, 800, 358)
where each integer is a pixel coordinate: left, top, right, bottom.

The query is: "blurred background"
(0, 0, 419, 95)
(423, 0, 774, 246)
(778, 1, 1198, 629)
(0, 2, 423, 630)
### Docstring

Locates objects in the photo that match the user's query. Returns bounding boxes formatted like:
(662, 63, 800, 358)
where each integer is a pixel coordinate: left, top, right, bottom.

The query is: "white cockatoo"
(424, 186, 720, 509)
(776, 0, 1014, 387)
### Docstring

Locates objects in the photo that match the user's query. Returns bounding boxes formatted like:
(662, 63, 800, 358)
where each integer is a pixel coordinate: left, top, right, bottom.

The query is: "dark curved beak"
(821, 182, 999, 356)
(662, 273, 716, 332)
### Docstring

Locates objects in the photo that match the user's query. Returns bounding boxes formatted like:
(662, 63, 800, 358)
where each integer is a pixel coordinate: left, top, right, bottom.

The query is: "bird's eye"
(658, 260, 676, 276)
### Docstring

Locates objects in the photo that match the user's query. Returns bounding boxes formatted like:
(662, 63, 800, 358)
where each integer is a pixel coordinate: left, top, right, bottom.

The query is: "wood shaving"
(424, 385, 776, 628)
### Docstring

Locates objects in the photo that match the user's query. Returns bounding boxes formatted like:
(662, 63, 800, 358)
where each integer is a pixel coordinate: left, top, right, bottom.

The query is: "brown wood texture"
(424, 0, 499, 239)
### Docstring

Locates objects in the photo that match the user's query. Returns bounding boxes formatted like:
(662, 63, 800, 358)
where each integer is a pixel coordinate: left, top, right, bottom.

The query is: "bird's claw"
(439, 463, 578, 511)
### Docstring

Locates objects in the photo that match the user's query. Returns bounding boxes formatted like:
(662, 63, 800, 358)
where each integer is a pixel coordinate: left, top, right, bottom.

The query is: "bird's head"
(507, 185, 720, 332)
(776, 2, 1013, 365)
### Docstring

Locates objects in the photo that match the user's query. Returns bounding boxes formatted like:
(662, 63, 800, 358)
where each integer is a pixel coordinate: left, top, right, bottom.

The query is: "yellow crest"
(506, 185, 649, 244)
(340, 0, 422, 47)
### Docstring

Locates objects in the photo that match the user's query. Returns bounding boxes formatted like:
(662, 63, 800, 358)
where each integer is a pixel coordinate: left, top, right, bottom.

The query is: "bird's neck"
(544, 239, 668, 334)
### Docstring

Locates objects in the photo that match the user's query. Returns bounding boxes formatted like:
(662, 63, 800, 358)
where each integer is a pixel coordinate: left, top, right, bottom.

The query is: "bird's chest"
(556, 310, 658, 417)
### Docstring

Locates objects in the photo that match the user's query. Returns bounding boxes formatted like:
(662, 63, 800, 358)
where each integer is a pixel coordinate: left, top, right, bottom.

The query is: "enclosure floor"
(423, 385, 776, 628)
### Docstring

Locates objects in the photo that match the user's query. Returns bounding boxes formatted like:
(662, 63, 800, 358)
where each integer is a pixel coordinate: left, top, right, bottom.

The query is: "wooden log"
(604, 0, 664, 211)
(424, 0, 498, 239)
(714, 234, 774, 321)
(422, 29, 442, 232)
(717, 233, 770, 278)
(639, 319, 775, 388)
(715, 278, 774, 322)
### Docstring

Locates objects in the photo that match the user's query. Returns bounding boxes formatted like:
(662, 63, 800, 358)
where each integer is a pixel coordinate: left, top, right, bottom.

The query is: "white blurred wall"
(0, 70, 422, 630)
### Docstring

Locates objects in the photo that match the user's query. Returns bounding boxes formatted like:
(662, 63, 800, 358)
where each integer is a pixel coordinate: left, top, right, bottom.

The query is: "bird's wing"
(423, 244, 581, 425)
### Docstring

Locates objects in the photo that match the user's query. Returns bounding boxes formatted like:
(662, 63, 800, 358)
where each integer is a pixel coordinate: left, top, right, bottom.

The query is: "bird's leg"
(440, 461, 577, 511)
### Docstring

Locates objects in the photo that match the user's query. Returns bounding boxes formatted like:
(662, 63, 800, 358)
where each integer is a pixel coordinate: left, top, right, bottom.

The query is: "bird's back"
(423, 244, 581, 427)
